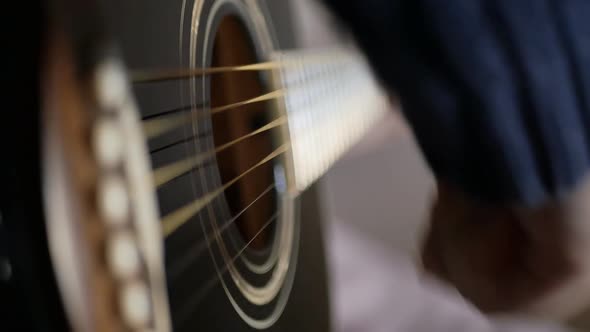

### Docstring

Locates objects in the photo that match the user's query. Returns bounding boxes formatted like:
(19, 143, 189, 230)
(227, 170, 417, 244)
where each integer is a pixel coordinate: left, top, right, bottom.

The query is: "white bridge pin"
(99, 175, 130, 227)
(121, 281, 152, 328)
(107, 231, 141, 280)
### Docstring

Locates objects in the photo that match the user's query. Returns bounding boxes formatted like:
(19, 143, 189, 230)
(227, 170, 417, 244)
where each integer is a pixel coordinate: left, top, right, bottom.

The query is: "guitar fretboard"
(274, 49, 389, 193)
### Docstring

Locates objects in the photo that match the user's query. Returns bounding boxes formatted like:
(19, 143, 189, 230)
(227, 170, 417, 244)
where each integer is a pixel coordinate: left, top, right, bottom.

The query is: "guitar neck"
(273, 49, 389, 193)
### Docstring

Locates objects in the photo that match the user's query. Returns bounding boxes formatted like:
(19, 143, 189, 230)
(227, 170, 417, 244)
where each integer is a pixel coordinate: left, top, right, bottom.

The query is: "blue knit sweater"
(323, 0, 590, 206)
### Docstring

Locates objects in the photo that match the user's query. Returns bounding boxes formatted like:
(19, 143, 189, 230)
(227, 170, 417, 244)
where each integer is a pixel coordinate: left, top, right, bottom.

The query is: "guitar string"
(141, 53, 339, 139)
(161, 143, 289, 237)
(167, 183, 275, 280)
(147, 77, 292, 273)
(141, 101, 204, 121)
(142, 55, 328, 126)
(151, 100, 289, 281)
(160, 130, 289, 316)
(155, 110, 288, 290)
(136, 57, 332, 314)
(163, 4, 295, 322)
(132, 33, 366, 324)
(130, 53, 340, 83)
(132, 60, 288, 83)
(147, 84, 291, 236)
(143, 89, 285, 138)
(174, 211, 280, 326)
(156, 139, 285, 299)
(158, 125, 286, 319)
(148, 83, 299, 271)
(152, 116, 286, 187)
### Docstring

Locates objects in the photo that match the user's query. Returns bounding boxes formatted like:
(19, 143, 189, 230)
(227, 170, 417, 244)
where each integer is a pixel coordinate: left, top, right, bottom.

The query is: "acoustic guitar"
(1, 0, 387, 330)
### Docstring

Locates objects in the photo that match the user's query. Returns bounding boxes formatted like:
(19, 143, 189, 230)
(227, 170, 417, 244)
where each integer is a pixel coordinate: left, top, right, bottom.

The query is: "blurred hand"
(421, 179, 590, 324)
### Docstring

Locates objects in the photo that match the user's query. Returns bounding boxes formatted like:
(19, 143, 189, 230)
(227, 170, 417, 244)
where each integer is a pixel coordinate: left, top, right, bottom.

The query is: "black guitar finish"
(2, 1, 331, 331)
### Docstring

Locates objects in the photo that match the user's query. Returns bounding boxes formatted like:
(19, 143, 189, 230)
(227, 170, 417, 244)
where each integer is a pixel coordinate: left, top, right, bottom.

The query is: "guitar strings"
(148, 85, 290, 235)
(160, 130, 284, 306)
(167, 183, 276, 280)
(141, 102, 202, 121)
(131, 52, 339, 83)
(143, 89, 285, 139)
(131, 60, 288, 83)
(134, 57, 323, 314)
(174, 211, 280, 326)
(161, 143, 289, 237)
(160, 136, 286, 303)
(149, 100, 289, 285)
(152, 116, 286, 187)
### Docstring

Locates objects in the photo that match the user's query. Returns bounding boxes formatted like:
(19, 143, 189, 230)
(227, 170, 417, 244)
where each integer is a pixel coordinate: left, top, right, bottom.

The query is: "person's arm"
(321, 0, 590, 325)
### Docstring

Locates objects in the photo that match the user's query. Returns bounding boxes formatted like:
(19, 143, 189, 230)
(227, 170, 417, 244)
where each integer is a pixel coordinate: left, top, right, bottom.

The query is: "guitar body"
(1, 0, 384, 330)
(100, 1, 331, 330)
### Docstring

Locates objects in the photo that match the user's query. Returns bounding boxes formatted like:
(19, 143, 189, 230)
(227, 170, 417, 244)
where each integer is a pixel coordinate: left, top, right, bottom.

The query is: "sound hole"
(210, 16, 276, 250)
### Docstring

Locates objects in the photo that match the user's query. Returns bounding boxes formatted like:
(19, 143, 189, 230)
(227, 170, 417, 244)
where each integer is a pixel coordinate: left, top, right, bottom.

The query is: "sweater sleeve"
(321, 0, 590, 206)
